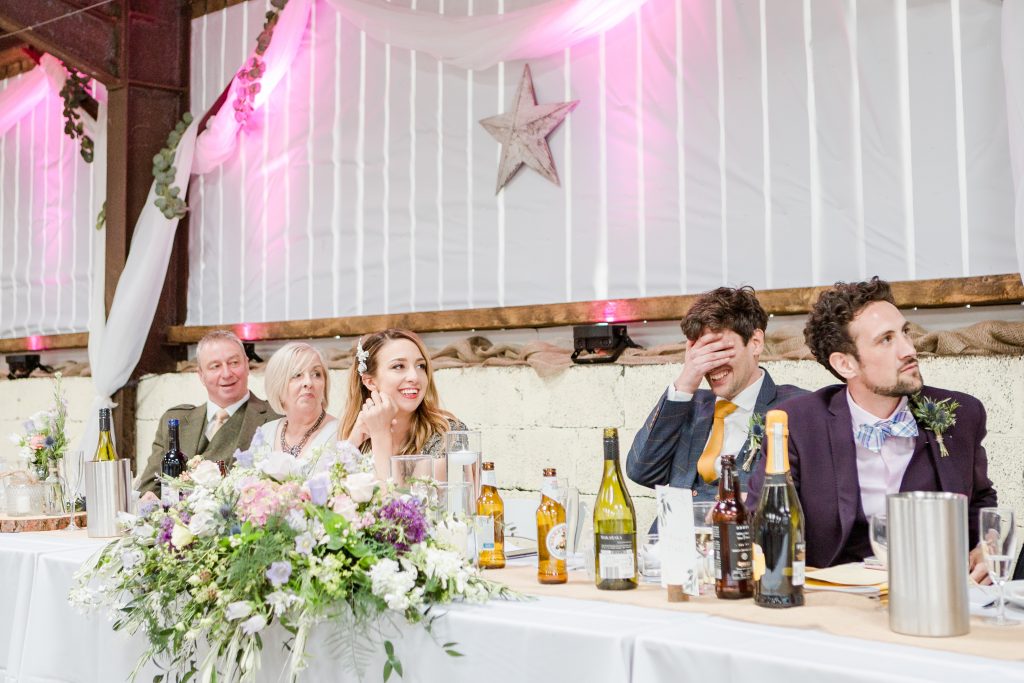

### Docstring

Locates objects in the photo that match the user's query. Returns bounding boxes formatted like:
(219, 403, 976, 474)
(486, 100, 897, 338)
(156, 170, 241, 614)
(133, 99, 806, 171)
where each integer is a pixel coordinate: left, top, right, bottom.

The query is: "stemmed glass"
(979, 507, 1017, 626)
(62, 450, 86, 529)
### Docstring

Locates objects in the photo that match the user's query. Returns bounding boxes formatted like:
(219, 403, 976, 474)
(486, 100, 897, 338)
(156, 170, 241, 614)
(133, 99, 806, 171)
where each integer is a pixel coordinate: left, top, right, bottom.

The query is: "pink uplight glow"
(236, 323, 266, 341)
(26, 335, 45, 351)
(592, 300, 638, 324)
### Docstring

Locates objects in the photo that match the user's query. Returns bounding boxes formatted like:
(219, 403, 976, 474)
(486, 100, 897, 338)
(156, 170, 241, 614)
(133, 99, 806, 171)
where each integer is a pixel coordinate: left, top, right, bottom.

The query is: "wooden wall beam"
(2, 273, 1020, 353)
(167, 273, 1024, 345)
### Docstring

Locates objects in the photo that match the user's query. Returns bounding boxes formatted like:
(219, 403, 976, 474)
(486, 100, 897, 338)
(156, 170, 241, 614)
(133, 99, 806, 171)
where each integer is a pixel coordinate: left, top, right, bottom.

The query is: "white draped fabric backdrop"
(186, 0, 1018, 325)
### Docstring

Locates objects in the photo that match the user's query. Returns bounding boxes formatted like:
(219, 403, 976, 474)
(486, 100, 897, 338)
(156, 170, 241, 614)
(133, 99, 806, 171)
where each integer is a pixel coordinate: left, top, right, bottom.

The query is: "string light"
(0, 0, 116, 41)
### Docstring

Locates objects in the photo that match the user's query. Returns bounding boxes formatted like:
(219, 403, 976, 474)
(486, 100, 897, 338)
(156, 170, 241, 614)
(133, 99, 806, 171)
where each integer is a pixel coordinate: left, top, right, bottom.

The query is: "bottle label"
(597, 533, 635, 580)
(482, 471, 497, 487)
(480, 515, 495, 550)
(545, 523, 567, 560)
(540, 477, 561, 502)
(714, 523, 752, 581)
(792, 541, 806, 586)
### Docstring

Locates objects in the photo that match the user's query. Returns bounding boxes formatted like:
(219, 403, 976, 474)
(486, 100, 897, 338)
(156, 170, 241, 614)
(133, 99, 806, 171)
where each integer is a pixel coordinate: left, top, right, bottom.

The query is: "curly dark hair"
(680, 286, 768, 344)
(804, 276, 895, 381)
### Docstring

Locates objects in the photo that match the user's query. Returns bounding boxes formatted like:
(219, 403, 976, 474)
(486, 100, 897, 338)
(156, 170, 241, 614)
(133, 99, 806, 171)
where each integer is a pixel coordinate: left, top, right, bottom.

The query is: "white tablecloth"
(2, 531, 1023, 683)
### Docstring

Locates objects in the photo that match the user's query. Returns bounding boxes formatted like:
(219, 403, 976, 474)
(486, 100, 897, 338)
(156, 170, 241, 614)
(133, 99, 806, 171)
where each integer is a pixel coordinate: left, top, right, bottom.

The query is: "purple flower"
(44, 436, 55, 448)
(138, 500, 158, 517)
(266, 561, 292, 587)
(373, 497, 428, 552)
(234, 447, 254, 469)
(304, 473, 330, 506)
(157, 516, 175, 546)
(23, 419, 35, 433)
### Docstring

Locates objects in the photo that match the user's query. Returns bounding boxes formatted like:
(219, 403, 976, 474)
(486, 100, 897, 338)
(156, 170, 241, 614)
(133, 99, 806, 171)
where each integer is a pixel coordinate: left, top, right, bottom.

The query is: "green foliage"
(152, 112, 194, 220)
(59, 68, 94, 163)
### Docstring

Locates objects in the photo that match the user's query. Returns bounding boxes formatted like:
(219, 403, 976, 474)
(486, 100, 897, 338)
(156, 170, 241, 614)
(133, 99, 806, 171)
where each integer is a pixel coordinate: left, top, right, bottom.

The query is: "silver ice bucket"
(887, 491, 970, 637)
(84, 459, 132, 538)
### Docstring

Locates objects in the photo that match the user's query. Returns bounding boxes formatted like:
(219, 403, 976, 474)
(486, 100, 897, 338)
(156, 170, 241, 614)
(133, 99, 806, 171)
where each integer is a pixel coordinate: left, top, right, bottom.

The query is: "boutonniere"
(909, 393, 959, 457)
(741, 412, 766, 472)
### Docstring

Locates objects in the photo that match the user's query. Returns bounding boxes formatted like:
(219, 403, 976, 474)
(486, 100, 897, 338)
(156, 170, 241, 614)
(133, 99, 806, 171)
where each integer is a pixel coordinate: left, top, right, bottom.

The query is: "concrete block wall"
(3, 357, 1022, 536)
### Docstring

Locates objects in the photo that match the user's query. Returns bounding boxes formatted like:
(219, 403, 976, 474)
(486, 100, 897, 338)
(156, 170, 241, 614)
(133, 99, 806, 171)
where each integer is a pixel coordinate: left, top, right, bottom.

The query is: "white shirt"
(847, 392, 917, 520)
(666, 370, 765, 478)
(205, 393, 251, 440)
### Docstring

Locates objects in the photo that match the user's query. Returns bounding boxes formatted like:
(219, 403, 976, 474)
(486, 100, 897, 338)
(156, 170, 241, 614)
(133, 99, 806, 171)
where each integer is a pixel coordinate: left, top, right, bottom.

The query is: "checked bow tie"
(854, 407, 919, 453)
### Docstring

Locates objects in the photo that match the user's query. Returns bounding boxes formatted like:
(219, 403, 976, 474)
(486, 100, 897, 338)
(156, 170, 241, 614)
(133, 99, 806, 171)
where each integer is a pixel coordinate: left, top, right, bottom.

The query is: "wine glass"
(979, 508, 1017, 626)
(63, 450, 85, 529)
(692, 501, 715, 594)
(869, 513, 888, 567)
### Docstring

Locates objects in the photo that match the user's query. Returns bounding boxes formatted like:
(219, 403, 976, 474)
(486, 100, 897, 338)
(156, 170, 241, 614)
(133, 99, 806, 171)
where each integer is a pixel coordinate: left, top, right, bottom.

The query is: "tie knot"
(214, 409, 230, 424)
(714, 400, 738, 419)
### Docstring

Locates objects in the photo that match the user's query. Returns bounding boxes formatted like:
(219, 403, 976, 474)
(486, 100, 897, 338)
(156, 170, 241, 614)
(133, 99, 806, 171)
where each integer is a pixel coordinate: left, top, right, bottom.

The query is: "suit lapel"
(827, 388, 860, 550)
(737, 369, 776, 463)
(688, 393, 716, 464)
(904, 389, 953, 493)
(179, 405, 207, 456)
(238, 397, 271, 452)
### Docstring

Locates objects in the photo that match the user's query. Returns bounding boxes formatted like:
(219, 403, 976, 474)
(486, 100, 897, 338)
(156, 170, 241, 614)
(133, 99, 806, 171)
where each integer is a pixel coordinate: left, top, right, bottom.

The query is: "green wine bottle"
(95, 408, 119, 462)
(752, 410, 805, 608)
(594, 427, 638, 590)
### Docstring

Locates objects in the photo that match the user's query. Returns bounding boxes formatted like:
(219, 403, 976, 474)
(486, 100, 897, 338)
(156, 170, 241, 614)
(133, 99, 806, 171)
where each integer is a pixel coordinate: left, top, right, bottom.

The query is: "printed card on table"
(655, 485, 700, 597)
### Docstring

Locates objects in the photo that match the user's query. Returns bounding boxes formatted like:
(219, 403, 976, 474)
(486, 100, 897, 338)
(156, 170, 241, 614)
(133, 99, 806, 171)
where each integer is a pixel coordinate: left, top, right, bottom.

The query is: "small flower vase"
(42, 465, 65, 516)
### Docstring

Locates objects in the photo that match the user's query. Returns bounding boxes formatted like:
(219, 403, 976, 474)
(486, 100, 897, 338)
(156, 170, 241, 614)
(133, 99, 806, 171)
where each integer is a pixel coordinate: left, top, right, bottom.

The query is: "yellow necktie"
(207, 409, 230, 440)
(697, 400, 738, 483)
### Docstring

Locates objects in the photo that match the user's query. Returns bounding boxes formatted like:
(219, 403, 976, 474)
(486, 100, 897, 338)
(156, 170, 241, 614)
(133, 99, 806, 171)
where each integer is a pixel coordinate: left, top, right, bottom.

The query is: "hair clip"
(356, 337, 369, 376)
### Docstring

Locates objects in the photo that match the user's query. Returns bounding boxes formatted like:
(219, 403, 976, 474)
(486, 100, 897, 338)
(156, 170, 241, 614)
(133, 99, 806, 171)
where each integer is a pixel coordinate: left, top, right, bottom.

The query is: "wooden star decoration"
(479, 64, 579, 194)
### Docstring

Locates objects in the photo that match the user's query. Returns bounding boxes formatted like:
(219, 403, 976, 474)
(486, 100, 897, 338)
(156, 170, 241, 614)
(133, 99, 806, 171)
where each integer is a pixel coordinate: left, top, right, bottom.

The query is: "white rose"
(225, 601, 252, 621)
(190, 460, 223, 488)
(170, 524, 195, 548)
(258, 451, 302, 481)
(240, 614, 267, 635)
(187, 511, 218, 538)
(330, 494, 360, 523)
(344, 472, 377, 503)
(120, 549, 144, 571)
(132, 523, 155, 539)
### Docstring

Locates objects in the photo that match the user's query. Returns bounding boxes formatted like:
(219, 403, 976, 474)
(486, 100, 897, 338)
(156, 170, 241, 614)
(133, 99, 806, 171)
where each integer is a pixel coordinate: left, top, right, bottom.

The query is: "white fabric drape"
(326, 0, 650, 70)
(1004, 1, 1024, 284)
(0, 57, 99, 339)
(78, 123, 198, 457)
(192, 0, 313, 175)
(186, 0, 1016, 326)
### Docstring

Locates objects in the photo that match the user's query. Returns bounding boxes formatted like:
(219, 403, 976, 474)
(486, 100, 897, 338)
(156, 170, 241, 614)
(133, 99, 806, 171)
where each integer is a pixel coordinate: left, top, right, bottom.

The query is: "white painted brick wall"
(2, 357, 1021, 535)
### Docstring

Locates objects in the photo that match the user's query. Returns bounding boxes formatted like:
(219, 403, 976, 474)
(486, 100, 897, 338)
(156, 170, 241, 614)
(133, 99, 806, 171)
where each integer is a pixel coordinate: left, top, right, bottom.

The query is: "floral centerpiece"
(9, 372, 69, 479)
(70, 432, 518, 682)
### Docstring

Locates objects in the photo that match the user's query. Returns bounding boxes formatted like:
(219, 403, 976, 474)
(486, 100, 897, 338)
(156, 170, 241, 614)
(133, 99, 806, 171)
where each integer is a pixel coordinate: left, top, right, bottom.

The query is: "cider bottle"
(713, 454, 753, 598)
(536, 468, 568, 584)
(476, 462, 506, 569)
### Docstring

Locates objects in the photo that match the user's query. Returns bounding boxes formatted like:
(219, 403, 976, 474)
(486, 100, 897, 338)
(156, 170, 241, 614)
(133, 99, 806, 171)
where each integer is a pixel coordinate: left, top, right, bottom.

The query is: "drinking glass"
(638, 532, 661, 584)
(869, 513, 888, 567)
(692, 501, 715, 594)
(389, 454, 433, 492)
(979, 507, 1018, 627)
(63, 451, 86, 529)
(442, 431, 482, 500)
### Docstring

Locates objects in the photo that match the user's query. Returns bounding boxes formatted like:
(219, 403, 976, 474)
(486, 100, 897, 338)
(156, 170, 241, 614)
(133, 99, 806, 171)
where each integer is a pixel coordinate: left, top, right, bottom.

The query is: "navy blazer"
(626, 369, 808, 504)
(747, 385, 998, 569)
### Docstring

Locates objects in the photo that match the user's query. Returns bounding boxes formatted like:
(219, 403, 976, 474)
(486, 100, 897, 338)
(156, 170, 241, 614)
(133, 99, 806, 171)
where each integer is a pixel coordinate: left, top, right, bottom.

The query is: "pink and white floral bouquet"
(70, 430, 517, 682)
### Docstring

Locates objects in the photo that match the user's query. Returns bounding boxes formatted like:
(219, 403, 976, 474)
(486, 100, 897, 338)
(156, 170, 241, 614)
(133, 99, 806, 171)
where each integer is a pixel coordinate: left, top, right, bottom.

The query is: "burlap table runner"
(491, 565, 1024, 661)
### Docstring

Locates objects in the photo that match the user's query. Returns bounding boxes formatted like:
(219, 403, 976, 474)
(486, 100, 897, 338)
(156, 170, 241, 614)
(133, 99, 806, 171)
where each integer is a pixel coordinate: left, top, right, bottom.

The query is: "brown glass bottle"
(536, 467, 568, 584)
(713, 454, 754, 599)
(476, 462, 506, 569)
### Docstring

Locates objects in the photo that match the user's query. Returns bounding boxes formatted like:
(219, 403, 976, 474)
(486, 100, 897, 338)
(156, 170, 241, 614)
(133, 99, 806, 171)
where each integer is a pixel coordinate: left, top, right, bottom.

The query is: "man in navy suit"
(748, 277, 997, 577)
(627, 287, 807, 513)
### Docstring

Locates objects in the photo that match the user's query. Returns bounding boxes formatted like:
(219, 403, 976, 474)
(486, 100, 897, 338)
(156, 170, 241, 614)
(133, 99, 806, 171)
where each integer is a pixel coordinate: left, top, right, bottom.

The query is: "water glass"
(693, 501, 715, 594)
(869, 513, 888, 567)
(389, 454, 434, 491)
(443, 430, 482, 499)
(430, 481, 474, 521)
(979, 507, 1018, 627)
(639, 532, 661, 584)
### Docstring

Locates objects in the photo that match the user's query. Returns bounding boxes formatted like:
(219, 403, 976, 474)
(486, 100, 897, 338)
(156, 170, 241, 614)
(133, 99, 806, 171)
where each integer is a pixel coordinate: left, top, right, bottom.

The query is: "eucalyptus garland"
(59, 68, 95, 163)
(233, 0, 289, 125)
(152, 112, 194, 220)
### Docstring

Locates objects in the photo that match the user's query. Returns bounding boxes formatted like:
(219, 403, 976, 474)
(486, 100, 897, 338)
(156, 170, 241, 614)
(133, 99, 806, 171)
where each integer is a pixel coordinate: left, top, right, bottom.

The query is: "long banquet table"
(2, 530, 1022, 683)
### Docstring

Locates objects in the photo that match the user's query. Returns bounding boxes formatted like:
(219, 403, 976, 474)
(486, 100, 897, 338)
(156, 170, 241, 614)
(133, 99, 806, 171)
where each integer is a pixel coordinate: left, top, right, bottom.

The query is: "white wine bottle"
(95, 408, 119, 462)
(594, 428, 638, 590)
(752, 410, 806, 608)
